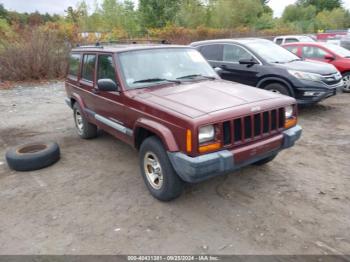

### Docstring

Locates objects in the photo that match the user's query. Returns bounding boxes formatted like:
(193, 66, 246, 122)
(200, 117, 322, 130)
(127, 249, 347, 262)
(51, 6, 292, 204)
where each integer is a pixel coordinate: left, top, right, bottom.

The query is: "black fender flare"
(257, 77, 295, 97)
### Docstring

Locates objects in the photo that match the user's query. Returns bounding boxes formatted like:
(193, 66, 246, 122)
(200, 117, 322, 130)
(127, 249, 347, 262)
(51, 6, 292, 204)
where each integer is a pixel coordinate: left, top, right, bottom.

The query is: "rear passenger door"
(79, 53, 97, 111)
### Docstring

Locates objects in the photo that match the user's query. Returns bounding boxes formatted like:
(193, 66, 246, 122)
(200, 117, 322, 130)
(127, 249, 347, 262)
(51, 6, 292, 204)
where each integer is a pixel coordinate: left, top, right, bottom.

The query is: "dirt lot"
(0, 82, 349, 255)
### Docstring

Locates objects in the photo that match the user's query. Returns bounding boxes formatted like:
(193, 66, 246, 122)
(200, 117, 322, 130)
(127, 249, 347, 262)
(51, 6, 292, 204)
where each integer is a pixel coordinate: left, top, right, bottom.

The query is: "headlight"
(288, 70, 322, 82)
(198, 125, 215, 144)
(285, 105, 293, 119)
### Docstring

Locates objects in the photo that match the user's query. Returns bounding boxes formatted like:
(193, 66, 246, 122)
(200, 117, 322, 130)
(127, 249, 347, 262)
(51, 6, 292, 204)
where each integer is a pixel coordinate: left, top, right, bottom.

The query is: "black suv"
(191, 38, 343, 105)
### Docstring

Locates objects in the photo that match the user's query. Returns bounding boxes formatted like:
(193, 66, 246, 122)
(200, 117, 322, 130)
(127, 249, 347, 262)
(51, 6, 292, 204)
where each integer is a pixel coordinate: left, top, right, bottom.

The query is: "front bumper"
(168, 125, 302, 183)
(294, 81, 342, 105)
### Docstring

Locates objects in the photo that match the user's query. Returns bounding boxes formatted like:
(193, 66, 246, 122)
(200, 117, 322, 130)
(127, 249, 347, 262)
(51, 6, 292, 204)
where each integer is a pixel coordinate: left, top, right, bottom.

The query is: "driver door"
(218, 44, 260, 87)
(92, 54, 128, 142)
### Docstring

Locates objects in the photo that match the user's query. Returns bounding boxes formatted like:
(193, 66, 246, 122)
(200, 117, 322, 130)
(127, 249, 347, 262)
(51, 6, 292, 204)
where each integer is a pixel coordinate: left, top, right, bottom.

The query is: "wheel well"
(259, 79, 293, 96)
(70, 98, 76, 106)
(135, 127, 156, 150)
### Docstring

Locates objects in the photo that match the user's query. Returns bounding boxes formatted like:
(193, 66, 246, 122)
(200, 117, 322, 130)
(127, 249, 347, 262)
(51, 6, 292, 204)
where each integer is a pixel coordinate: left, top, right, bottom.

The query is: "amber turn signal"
(186, 129, 192, 153)
(199, 142, 221, 154)
(285, 117, 297, 129)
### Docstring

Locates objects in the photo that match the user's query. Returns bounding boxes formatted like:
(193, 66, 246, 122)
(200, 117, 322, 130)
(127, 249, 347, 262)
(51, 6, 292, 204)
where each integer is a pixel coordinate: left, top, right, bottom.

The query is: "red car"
(283, 42, 350, 92)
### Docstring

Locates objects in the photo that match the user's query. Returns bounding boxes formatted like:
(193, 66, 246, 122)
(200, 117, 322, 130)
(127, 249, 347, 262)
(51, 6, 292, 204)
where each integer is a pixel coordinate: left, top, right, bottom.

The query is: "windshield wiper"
(176, 74, 216, 80)
(133, 78, 181, 84)
(289, 58, 302, 62)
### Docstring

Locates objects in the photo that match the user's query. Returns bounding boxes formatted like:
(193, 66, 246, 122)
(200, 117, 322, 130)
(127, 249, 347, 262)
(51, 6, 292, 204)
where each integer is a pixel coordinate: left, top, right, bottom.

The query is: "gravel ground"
(0, 82, 349, 255)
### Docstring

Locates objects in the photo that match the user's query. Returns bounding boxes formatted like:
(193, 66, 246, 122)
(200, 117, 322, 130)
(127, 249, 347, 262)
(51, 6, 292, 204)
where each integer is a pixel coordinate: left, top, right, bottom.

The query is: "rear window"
(68, 53, 81, 77)
(285, 38, 299, 44)
(82, 54, 96, 82)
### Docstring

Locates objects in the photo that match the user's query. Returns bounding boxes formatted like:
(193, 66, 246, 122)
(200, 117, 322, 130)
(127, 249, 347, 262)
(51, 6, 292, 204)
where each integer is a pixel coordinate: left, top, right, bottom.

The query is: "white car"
(274, 35, 316, 45)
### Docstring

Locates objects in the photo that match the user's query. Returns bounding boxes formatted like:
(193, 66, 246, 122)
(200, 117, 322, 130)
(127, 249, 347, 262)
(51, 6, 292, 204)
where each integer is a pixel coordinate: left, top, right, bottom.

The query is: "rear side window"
(275, 38, 283, 45)
(82, 54, 96, 82)
(97, 55, 116, 82)
(68, 53, 80, 77)
(285, 38, 299, 44)
(199, 44, 223, 61)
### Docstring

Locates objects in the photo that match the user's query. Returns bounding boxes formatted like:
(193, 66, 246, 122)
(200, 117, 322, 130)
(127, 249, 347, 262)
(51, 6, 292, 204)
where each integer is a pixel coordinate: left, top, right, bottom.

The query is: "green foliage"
(139, 0, 181, 28)
(297, 0, 342, 12)
(210, 0, 265, 28)
(175, 0, 208, 28)
(315, 8, 350, 30)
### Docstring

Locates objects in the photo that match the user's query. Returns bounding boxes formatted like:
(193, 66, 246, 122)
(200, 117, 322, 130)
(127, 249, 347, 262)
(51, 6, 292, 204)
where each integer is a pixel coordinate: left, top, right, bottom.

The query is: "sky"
(0, 0, 349, 17)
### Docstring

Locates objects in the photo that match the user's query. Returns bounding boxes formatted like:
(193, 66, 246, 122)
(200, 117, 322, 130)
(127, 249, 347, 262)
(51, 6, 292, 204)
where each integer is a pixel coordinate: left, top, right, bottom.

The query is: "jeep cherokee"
(65, 44, 302, 201)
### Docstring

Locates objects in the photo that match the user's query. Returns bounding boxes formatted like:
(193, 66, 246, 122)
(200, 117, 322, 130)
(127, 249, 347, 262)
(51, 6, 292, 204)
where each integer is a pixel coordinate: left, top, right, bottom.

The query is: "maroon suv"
(65, 44, 302, 201)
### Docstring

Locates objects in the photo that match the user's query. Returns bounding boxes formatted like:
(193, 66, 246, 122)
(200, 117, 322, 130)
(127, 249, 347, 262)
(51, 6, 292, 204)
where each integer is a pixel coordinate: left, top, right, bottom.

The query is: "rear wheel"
(264, 83, 291, 97)
(139, 136, 184, 201)
(342, 72, 350, 93)
(73, 103, 98, 139)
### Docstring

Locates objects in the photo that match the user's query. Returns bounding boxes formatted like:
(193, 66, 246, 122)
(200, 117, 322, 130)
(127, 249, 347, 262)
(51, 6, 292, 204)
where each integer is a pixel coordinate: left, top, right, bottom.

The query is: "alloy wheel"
(144, 152, 164, 190)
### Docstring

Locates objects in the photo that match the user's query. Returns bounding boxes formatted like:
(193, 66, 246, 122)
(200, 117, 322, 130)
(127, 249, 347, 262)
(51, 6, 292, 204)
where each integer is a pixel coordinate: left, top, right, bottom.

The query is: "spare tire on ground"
(5, 142, 60, 171)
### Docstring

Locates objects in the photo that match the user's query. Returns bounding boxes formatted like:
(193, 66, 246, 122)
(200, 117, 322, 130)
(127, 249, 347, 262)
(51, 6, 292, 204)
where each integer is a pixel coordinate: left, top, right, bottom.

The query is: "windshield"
(245, 40, 300, 63)
(118, 48, 217, 89)
(324, 43, 350, 57)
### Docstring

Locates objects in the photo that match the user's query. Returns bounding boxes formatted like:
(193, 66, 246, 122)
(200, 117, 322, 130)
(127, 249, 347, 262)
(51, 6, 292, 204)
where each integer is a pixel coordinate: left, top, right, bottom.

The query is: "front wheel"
(139, 136, 184, 201)
(264, 83, 291, 97)
(342, 72, 350, 93)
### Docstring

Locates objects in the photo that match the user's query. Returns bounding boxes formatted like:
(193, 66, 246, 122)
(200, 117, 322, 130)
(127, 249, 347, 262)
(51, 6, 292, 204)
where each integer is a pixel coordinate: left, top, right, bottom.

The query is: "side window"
(223, 44, 252, 63)
(285, 38, 299, 44)
(81, 54, 96, 82)
(302, 46, 328, 59)
(199, 45, 223, 61)
(275, 38, 283, 45)
(68, 53, 80, 77)
(285, 46, 298, 55)
(97, 55, 117, 83)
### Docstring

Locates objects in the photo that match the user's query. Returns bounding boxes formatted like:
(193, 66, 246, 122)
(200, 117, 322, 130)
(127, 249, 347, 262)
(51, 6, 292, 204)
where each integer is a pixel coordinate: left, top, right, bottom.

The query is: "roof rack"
(75, 39, 170, 48)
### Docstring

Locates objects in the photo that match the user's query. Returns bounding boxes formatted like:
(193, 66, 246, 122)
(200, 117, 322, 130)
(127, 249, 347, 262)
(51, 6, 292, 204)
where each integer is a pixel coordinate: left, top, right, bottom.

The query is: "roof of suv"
(72, 44, 187, 53)
(191, 38, 270, 46)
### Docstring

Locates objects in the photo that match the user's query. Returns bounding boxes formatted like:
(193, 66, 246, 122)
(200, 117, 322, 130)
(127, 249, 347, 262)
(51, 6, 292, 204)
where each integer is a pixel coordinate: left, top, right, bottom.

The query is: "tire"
(139, 136, 184, 201)
(253, 153, 277, 166)
(264, 83, 291, 97)
(73, 103, 98, 139)
(5, 142, 60, 171)
(342, 72, 350, 93)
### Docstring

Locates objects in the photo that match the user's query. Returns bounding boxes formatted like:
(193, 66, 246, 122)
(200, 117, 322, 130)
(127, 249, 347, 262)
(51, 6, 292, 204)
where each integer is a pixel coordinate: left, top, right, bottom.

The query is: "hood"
(132, 80, 283, 118)
(274, 60, 338, 75)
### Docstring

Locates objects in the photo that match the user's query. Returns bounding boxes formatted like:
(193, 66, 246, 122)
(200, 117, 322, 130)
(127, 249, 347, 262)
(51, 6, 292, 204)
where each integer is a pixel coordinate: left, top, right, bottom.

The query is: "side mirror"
(239, 58, 259, 65)
(324, 54, 335, 61)
(97, 79, 118, 92)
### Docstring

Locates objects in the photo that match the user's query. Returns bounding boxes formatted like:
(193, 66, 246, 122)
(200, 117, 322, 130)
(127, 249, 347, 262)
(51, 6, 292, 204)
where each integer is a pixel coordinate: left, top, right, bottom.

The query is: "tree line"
(0, 0, 349, 81)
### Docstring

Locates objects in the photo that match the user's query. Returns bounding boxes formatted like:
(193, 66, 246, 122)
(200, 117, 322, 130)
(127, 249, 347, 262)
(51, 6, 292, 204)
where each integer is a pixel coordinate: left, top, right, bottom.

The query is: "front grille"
(222, 108, 285, 146)
(322, 73, 342, 86)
